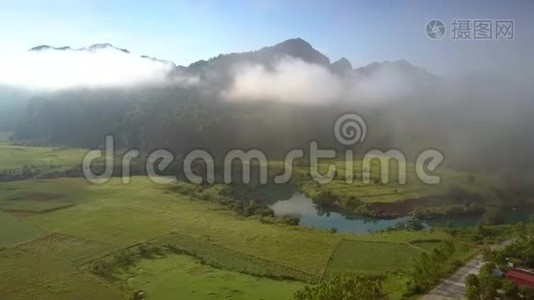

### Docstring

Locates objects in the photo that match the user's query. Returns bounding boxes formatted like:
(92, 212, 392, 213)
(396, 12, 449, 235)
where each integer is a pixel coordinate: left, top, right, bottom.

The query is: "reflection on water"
(269, 192, 534, 234)
(269, 192, 411, 234)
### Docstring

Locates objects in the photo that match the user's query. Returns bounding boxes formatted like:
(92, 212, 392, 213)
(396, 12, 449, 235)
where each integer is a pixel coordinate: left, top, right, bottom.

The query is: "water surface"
(269, 192, 410, 234)
(269, 192, 534, 234)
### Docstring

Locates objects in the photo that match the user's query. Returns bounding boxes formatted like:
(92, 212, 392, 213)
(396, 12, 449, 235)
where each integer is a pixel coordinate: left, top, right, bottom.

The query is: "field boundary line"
(0, 203, 76, 216)
(76, 231, 317, 282)
(155, 232, 317, 282)
(319, 238, 344, 282)
(76, 234, 166, 268)
(405, 242, 426, 252)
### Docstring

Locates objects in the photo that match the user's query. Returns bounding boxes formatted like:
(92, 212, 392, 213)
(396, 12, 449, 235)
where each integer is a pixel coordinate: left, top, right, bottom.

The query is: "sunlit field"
(0, 175, 472, 299)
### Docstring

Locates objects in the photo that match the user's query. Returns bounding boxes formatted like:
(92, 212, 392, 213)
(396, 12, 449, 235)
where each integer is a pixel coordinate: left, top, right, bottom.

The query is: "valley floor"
(0, 177, 477, 299)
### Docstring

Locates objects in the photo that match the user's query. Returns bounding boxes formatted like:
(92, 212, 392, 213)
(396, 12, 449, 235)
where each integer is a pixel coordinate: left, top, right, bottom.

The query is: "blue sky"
(1, 0, 532, 75)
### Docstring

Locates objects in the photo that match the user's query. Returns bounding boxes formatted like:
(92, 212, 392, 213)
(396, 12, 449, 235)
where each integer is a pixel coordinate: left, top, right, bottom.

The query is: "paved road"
(420, 254, 483, 300)
(421, 240, 514, 300)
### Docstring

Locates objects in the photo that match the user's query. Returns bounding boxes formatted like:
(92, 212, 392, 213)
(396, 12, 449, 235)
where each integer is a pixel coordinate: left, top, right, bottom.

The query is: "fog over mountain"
(0, 43, 178, 90)
(0, 38, 438, 101)
(1, 38, 533, 172)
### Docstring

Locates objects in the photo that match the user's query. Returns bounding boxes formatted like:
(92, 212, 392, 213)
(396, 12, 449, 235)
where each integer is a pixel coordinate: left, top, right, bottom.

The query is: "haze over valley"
(1, 1, 534, 299)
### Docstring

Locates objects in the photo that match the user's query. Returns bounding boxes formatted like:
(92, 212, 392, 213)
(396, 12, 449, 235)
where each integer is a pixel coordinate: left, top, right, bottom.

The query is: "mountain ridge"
(29, 43, 130, 53)
(28, 38, 434, 81)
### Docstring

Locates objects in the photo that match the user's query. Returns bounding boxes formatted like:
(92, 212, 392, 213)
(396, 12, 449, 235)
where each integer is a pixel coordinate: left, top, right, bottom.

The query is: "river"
(269, 192, 533, 234)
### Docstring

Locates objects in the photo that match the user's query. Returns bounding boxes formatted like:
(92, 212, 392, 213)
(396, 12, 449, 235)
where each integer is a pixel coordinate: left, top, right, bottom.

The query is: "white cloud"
(222, 56, 421, 104)
(0, 47, 177, 90)
(222, 57, 343, 104)
(0, 47, 425, 102)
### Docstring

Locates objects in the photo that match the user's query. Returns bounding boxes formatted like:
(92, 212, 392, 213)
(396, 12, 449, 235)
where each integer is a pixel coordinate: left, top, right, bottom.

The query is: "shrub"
(258, 207, 275, 218)
(280, 215, 300, 226)
(502, 280, 519, 299)
(138, 244, 153, 258)
(405, 240, 456, 295)
(113, 250, 135, 268)
(89, 259, 113, 278)
(259, 216, 275, 224)
(243, 201, 259, 217)
(465, 274, 480, 300)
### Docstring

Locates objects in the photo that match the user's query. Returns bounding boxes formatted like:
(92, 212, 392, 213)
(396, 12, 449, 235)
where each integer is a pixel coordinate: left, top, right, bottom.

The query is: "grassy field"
(0, 233, 123, 300)
(295, 159, 502, 205)
(0, 140, 487, 299)
(0, 179, 87, 214)
(149, 233, 316, 282)
(116, 254, 305, 300)
(0, 142, 86, 171)
(14, 178, 449, 274)
(301, 180, 443, 203)
(324, 240, 424, 276)
(0, 176, 467, 299)
(0, 211, 43, 247)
